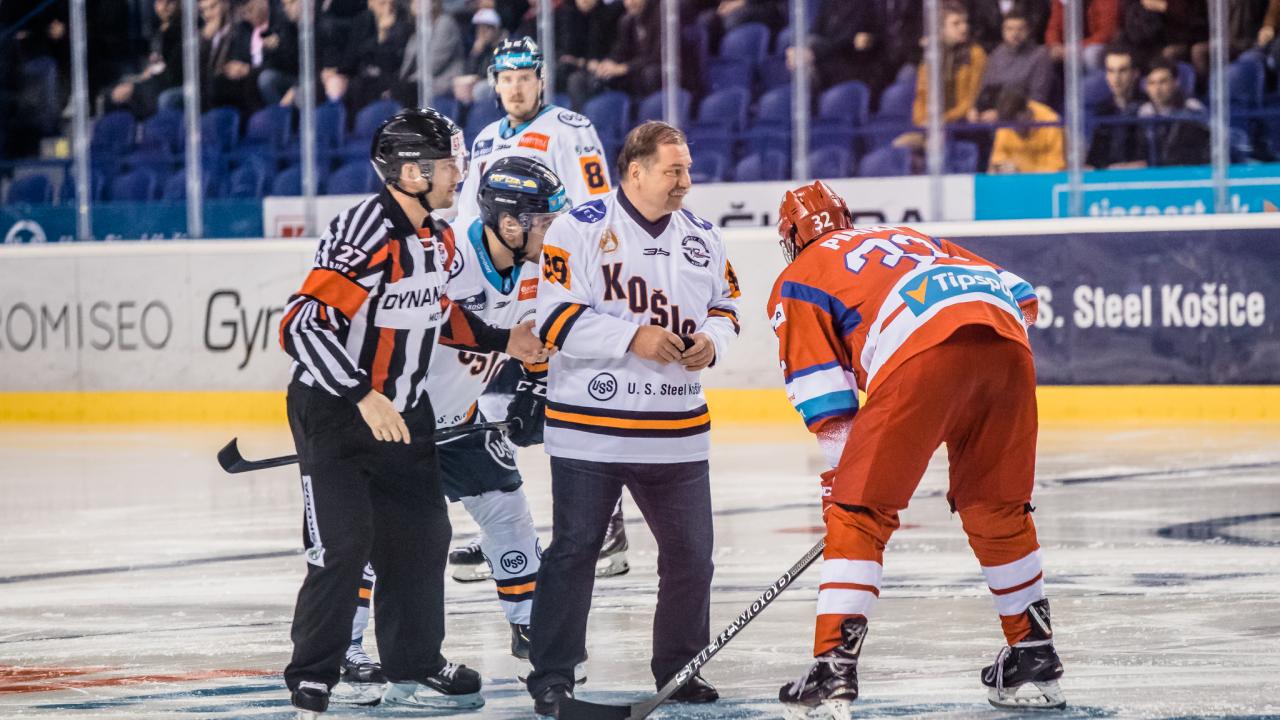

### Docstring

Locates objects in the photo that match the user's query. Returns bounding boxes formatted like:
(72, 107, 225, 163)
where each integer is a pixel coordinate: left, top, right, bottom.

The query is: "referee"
(278, 108, 546, 716)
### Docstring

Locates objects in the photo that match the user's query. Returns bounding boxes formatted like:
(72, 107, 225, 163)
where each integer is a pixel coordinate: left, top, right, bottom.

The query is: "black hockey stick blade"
(217, 421, 511, 474)
(559, 538, 827, 720)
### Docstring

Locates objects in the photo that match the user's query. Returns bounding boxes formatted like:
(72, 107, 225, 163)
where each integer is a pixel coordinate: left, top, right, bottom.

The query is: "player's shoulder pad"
(556, 109, 593, 129)
(569, 199, 608, 224)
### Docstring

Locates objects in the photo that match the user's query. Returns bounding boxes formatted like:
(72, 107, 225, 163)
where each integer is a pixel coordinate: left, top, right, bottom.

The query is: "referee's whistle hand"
(357, 390, 411, 444)
(506, 320, 550, 364)
(629, 325, 684, 364)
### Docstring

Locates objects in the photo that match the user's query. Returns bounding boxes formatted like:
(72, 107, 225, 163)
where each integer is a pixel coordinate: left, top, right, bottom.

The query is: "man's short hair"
(1003, 9, 1028, 23)
(1146, 57, 1178, 79)
(617, 121, 687, 174)
(1103, 43, 1134, 65)
(942, 1, 968, 19)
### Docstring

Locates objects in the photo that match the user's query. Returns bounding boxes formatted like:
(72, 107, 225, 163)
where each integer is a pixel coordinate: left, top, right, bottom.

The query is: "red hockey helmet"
(777, 181, 853, 263)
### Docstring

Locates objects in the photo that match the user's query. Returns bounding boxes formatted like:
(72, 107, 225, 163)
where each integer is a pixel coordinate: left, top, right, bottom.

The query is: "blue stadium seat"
(774, 25, 793, 54)
(809, 146, 853, 178)
(637, 89, 691, 126)
(706, 57, 754, 92)
(876, 81, 915, 122)
(583, 91, 632, 146)
(325, 160, 378, 195)
(431, 94, 460, 123)
(718, 22, 770, 67)
(271, 165, 302, 196)
(758, 54, 791, 90)
(228, 162, 269, 199)
(91, 111, 137, 157)
(6, 175, 54, 204)
(141, 109, 184, 155)
(755, 85, 794, 124)
(109, 168, 159, 202)
(315, 101, 347, 150)
(199, 107, 241, 154)
(162, 168, 224, 200)
(462, 101, 504, 145)
(686, 126, 736, 161)
(858, 146, 912, 177)
(810, 119, 856, 153)
(819, 81, 870, 127)
(694, 87, 750, 133)
(22, 57, 61, 134)
(1229, 55, 1264, 109)
(354, 99, 403, 139)
(243, 105, 293, 151)
(60, 168, 107, 204)
(733, 150, 788, 181)
(690, 149, 729, 183)
(946, 140, 979, 174)
(1083, 71, 1111, 112)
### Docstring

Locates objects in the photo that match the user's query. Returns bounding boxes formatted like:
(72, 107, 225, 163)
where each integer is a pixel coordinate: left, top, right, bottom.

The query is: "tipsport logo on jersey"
(898, 267, 1020, 317)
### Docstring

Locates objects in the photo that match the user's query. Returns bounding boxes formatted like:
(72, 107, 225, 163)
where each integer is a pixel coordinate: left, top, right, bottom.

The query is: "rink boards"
(0, 214, 1277, 423)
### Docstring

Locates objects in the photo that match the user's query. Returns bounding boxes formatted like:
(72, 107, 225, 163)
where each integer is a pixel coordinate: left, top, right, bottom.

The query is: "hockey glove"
(506, 368, 547, 447)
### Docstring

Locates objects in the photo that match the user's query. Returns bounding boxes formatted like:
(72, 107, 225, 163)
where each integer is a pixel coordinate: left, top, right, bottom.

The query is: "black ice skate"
(511, 622, 531, 659)
(778, 617, 867, 720)
(981, 599, 1067, 710)
(332, 642, 386, 706)
(595, 506, 630, 578)
(291, 680, 329, 719)
(449, 538, 492, 583)
(382, 661, 484, 710)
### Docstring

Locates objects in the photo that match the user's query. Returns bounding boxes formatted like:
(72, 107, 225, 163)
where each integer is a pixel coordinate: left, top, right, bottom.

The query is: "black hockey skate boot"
(778, 617, 867, 720)
(511, 622, 531, 660)
(382, 661, 484, 710)
(595, 505, 630, 578)
(449, 539, 492, 582)
(332, 642, 386, 706)
(533, 682, 574, 718)
(291, 680, 329, 719)
(981, 598, 1066, 710)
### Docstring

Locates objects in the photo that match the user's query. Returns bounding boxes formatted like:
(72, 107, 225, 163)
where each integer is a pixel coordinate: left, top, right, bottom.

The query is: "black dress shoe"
(667, 674, 719, 703)
(533, 683, 574, 718)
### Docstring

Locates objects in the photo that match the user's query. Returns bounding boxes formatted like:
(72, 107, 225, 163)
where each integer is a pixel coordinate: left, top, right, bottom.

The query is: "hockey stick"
(558, 538, 826, 720)
(216, 421, 511, 474)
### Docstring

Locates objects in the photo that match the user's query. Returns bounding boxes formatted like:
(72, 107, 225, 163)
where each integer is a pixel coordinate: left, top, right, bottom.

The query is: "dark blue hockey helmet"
(477, 156, 568, 262)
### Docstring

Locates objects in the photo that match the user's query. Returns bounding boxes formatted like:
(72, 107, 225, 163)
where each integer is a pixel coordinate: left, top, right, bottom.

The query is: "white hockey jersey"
(535, 190, 742, 464)
(426, 215, 539, 428)
(456, 105, 612, 219)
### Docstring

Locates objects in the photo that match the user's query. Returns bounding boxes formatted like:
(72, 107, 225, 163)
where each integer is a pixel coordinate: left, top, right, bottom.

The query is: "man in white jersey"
(525, 122, 742, 717)
(450, 34, 632, 581)
(341, 157, 570, 694)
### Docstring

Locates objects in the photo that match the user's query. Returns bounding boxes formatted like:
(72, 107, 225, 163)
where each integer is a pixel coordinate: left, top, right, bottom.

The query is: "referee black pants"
(283, 382, 451, 691)
(527, 456, 714, 696)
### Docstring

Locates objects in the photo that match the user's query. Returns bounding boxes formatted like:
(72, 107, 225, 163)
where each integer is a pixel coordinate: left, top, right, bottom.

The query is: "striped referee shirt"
(279, 188, 511, 413)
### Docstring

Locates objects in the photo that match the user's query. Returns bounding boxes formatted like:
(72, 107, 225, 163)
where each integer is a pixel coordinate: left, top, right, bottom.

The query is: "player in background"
(278, 107, 546, 719)
(450, 35, 632, 582)
(341, 157, 571, 693)
(526, 121, 741, 718)
(767, 182, 1065, 718)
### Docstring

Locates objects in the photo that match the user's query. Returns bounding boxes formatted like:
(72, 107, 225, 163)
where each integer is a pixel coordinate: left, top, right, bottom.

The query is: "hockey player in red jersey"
(768, 181, 1065, 718)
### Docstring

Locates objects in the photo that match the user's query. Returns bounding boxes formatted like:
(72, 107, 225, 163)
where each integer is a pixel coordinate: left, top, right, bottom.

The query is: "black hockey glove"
(506, 367, 547, 447)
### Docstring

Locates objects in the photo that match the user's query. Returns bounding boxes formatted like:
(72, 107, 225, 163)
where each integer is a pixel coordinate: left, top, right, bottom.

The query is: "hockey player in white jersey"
(451, 35, 632, 580)
(339, 157, 570, 698)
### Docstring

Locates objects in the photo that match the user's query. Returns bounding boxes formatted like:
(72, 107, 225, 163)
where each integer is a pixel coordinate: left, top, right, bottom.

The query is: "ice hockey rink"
(2, 419, 1279, 720)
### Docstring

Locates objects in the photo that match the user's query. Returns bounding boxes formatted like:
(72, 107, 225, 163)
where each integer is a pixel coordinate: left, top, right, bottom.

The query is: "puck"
(680, 335, 695, 351)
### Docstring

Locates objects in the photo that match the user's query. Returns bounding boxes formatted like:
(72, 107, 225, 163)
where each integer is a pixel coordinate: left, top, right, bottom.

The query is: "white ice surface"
(2, 423, 1279, 719)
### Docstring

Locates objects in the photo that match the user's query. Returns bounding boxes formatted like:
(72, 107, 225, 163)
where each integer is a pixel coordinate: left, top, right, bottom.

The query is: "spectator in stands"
(880, 0, 925, 84)
(1229, 0, 1272, 59)
(966, 0, 1049, 53)
(1138, 57, 1209, 165)
(107, 0, 185, 117)
(200, 0, 260, 115)
(1121, 0, 1209, 82)
(317, 0, 366, 84)
(555, 0, 626, 110)
(339, 0, 413, 113)
(452, 9, 506, 106)
(898, 0, 985, 149)
(393, 2, 465, 107)
(786, 0, 882, 94)
(1046, 0, 1119, 70)
(594, 0, 664, 100)
(988, 87, 1064, 172)
(256, 0, 300, 106)
(1085, 45, 1148, 169)
(971, 10, 1054, 122)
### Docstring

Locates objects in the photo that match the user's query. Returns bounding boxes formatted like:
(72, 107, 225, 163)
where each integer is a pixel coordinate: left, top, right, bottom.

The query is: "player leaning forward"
(451, 36, 634, 581)
(277, 107, 546, 718)
(525, 121, 742, 717)
(769, 182, 1066, 718)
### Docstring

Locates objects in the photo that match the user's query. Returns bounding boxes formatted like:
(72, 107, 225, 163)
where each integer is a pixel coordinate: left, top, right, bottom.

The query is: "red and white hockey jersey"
(768, 225, 1038, 433)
